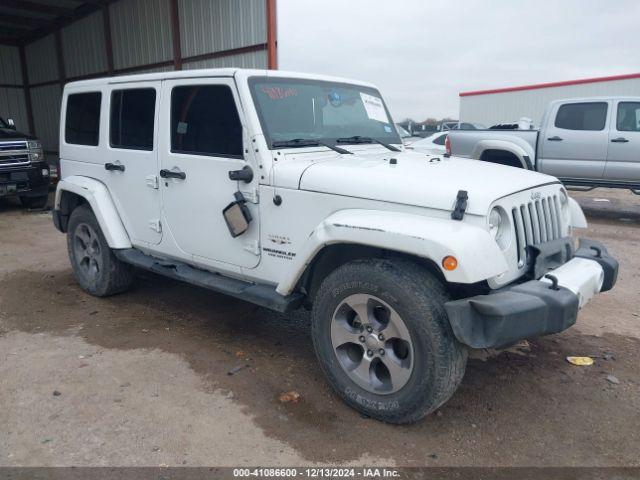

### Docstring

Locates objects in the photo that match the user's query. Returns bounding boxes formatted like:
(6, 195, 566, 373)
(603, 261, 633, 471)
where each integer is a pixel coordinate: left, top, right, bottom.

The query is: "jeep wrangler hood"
(294, 151, 559, 216)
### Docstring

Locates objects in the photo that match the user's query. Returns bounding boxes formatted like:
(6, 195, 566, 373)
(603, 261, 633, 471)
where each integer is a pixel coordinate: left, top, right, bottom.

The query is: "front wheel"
(311, 258, 467, 424)
(67, 204, 135, 297)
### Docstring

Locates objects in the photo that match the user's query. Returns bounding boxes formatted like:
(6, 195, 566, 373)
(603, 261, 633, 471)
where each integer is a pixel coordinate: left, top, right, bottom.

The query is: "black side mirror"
(6, 118, 16, 130)
(223, 192, 253, 237)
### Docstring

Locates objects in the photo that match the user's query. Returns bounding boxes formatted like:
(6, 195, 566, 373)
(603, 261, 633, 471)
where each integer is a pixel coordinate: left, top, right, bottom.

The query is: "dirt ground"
(0, 188, 638, 467)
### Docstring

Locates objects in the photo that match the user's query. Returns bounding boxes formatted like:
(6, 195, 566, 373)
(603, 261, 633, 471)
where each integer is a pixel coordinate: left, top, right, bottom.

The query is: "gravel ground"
(0, 189, 638, 467)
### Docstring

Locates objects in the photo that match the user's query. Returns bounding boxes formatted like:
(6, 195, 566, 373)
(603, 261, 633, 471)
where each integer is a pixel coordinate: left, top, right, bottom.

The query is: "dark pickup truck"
(0, 116, 50, 209)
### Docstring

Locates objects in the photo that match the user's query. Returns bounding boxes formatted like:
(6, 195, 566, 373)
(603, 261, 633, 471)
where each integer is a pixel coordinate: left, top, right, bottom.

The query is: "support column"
(266, 0, 277, 70)
(54, 30, 66, 84)
(18, 45, 35, 135)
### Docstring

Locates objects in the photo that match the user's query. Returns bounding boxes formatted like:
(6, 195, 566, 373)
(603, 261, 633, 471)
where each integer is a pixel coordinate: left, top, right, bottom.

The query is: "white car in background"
(406, 131, 448, 154)
(395, 123, 421, 146)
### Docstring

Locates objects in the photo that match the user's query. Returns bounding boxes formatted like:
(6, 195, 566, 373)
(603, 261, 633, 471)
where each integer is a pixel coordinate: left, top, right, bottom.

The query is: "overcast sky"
(278, 0, 640, 121)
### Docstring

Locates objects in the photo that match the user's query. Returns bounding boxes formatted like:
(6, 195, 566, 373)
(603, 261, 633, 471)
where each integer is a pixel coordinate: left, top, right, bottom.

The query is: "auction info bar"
(0, 468, 638, 480)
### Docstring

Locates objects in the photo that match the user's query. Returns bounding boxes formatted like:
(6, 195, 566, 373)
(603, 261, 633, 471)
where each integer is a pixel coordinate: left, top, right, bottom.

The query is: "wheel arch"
(472, 140, 535, 170)
(54, 176, 131, 249)
(275, 209, 508, 297)
(298, 243, 447, 305)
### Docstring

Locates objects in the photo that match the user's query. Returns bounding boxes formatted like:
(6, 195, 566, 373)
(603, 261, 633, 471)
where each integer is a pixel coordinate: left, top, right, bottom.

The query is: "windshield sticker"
(384, 125, 392, 133)
(360, 92, 388, 123)
(261, 86, 298, 100)
(328, 90, 342, 107)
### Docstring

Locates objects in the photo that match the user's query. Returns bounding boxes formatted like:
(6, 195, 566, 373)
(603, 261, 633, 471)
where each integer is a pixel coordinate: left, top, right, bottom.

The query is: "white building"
(459, 73, 640, 127)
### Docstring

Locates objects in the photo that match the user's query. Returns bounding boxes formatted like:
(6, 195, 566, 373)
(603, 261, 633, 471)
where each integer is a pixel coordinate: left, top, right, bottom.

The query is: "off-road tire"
(67, 204, 134, 297)
(20, 194, 48, 209)
(311, 258, 467, 424)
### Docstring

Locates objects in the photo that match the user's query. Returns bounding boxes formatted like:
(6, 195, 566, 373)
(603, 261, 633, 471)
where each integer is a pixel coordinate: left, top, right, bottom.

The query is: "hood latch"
(451, 190, 468, 221)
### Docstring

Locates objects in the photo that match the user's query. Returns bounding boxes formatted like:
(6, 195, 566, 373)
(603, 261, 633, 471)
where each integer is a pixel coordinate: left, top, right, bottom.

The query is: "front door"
(539, 101, 610, 180)
(104, 82, 162, 246)
(605, 100, 640, 183)
(159, 78, 260, 269)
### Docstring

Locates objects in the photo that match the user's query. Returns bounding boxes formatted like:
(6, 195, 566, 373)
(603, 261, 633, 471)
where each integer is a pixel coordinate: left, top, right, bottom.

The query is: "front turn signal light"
(442, 256, 458, 271)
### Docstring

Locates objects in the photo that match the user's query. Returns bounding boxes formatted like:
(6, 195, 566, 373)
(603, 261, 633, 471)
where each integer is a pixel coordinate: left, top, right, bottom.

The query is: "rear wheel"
(311, 258, 467, 424)
(67, 204, 134, 296)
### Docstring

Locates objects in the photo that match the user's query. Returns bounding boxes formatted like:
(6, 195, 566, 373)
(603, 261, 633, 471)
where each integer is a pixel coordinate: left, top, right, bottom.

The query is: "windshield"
(249, 77, 401, 148)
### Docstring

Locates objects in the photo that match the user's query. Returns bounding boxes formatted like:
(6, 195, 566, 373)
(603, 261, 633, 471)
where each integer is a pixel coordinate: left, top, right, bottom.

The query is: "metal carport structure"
(0, 0, 277, 161)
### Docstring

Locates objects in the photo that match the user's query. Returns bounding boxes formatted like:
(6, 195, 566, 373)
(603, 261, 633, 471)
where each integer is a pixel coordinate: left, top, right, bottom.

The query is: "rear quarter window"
(65, 92, 102, 146)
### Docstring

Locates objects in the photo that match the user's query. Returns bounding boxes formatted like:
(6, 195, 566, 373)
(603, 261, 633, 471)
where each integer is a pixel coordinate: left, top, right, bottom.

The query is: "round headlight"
(488, 207, 511, 250)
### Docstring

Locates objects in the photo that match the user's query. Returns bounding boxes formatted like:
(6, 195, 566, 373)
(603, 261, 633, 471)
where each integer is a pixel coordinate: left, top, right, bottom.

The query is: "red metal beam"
(26, 42, 269, 88)
(18, 45, 35, 135)
(169, 0, 182, 70)
(183, 43, 267, 64)
(266, 0, 277, 69)
(1, 0, 75, 17)
(102, 4, 114, 74)
(460, 72, 640, 97)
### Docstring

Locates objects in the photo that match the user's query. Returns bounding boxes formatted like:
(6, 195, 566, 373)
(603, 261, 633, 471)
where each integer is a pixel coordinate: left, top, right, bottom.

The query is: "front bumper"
(444, 239, 618, 349)
(0, 161, 50, 197)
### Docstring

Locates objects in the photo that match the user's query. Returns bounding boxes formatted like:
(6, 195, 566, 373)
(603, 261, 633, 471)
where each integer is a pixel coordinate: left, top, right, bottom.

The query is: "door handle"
(160, 168, 186, 180)
(105, 162, 125, 172)
(547, 136, 563, 141)
(611, 137, 629, 143)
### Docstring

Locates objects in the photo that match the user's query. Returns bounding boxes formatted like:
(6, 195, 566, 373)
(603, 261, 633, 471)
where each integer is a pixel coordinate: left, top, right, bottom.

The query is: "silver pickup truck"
(448, 97, 640, 193)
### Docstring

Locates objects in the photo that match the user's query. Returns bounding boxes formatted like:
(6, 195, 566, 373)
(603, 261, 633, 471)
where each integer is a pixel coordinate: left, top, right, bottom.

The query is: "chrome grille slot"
(0, 141, 30, 167)
(0, 141, 27, 152)
(511, 193, 564, 268)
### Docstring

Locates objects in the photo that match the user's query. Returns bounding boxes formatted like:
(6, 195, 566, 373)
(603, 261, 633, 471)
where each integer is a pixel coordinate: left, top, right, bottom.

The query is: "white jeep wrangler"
(53, 69, 618, 423)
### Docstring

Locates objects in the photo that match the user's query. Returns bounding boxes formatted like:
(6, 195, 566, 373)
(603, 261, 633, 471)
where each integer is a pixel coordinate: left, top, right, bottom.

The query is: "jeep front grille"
(512, 194, 563, 266)
(0, 141, 29, 167)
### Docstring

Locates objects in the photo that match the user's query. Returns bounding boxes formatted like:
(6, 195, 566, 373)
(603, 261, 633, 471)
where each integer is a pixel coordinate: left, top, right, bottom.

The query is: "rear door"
(104, 82, 162, 246)
(538, 101, 610, 180)
(605, 100, 640, 183)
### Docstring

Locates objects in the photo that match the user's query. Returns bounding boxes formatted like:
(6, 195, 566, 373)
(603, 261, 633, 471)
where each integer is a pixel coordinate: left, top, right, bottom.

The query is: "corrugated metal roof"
(25, 34, 59, 84)
(0, 86, 28, 132)
(62, 10, 107, 78)
(0, 45, 22, 84)
(110, 0, 173, 70)
(30, 83, 62, 150)
(179, 0, 267, 57)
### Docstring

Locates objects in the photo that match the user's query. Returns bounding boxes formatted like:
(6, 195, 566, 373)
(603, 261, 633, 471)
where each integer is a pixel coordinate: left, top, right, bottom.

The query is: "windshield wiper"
(336, 135, 401, 152)
(271, 138, 352, 155)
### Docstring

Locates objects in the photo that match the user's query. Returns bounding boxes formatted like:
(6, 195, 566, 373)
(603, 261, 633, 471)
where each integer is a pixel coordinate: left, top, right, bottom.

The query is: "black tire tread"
(312, 257, 467, 424)
(67, 204, 134, 297)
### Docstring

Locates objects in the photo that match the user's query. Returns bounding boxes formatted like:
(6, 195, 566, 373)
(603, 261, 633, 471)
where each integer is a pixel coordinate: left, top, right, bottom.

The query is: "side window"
(616, 102, 640, 132)
(432, 134, 447, 145)
(170, 85, 243, 157)
(65, 92, 102, 146)
(110, 88, 156, 150)
(554, 102, 607, 131)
